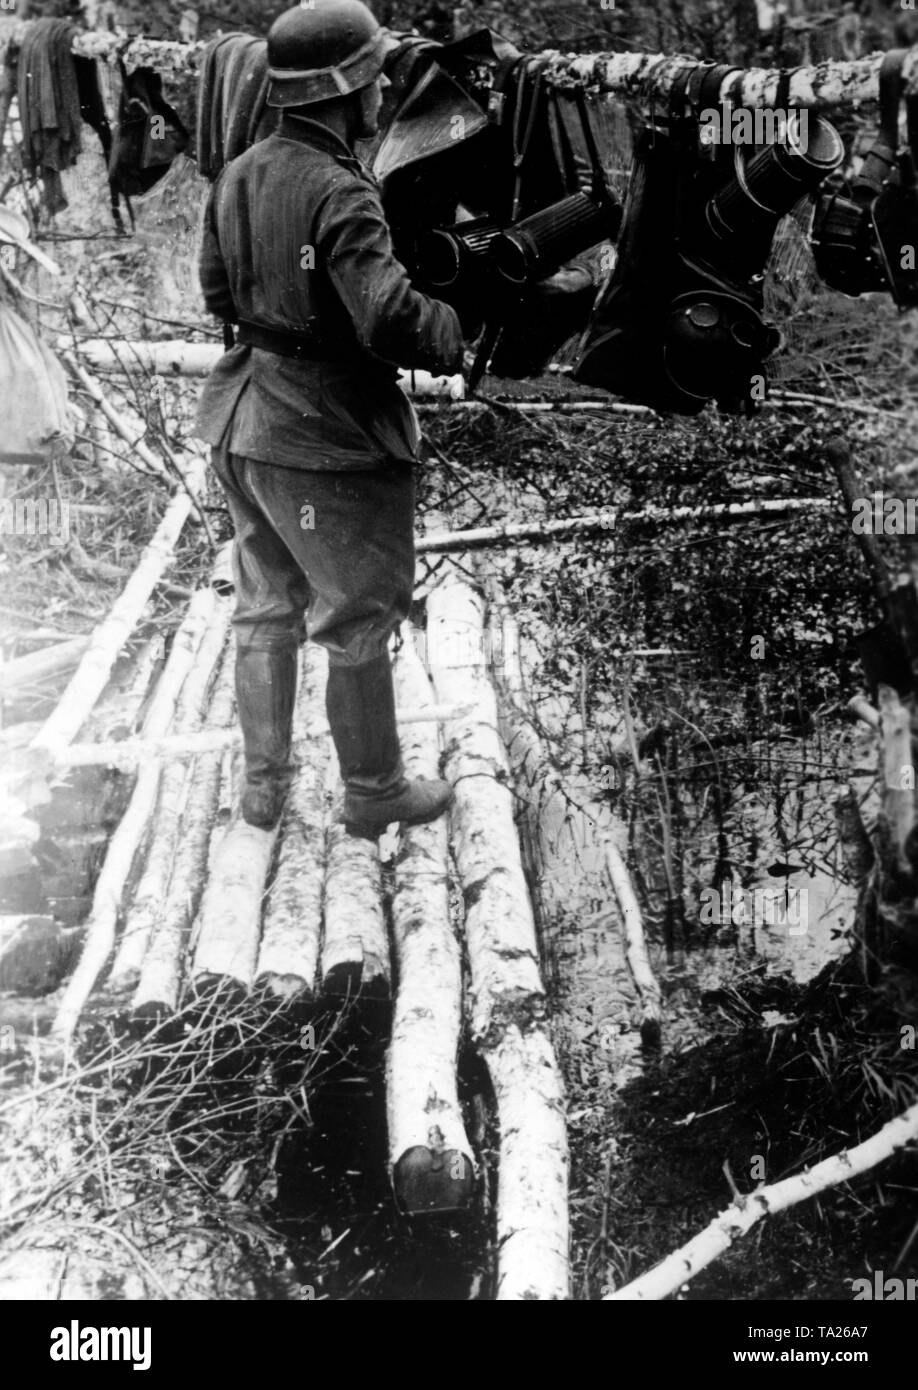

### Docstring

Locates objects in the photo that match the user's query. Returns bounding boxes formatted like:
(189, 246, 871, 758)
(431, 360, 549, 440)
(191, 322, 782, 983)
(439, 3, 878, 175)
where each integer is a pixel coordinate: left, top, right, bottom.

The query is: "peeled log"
(109, 596, 232, 989)
(256, 646, 331, 1001)
(321, 772, 390, 999)
(488, 1024, 569, 1301)
(426, 580, 544, 1043)
(52, 589, 216, 1043)
(133, 649, 236, 1018)
(387, 630, 474, 1214)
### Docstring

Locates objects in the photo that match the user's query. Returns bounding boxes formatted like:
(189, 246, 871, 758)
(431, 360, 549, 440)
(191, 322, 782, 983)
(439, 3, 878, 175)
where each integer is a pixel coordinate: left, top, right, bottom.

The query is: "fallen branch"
(847, 694, 881, 730)
(52, 589, 217, 1043)
(30, 453, 207, 757)
(387, 630, 474, 1213)
(0, 637, 89, 697)
(62, 351, 212, 535)
(417, 499, 831, 554)
(604, 843, 663, 1048)
(605, 1101, 918, 1301)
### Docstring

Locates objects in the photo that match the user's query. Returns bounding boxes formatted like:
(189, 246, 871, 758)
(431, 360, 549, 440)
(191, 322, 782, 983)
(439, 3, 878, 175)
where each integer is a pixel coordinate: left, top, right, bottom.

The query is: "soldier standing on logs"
(196, 0, 469, 836)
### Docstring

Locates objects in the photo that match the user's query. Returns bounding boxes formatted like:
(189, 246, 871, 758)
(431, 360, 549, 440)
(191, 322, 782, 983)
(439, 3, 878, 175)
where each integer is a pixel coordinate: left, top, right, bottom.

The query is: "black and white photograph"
(0, 0, 916, 1340)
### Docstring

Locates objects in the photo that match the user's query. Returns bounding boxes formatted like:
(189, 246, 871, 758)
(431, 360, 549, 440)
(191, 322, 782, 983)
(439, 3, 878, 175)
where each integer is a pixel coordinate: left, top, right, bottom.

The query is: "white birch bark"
(109, 596, 232, 989)
(255, 646, 331, 1001)
(488, 1024, 569, 1301)
(133, 647, 237, 1017)
(387, 630, 474, 1212)
(606, 1102, 918, 1301)
(320, 764, 390, 999)
(52, 589, 216, 1042)
(425, 581, 545, 1043)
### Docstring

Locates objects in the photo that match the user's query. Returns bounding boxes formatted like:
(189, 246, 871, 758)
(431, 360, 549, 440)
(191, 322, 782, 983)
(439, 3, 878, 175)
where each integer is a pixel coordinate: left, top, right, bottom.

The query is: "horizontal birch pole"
(46, 702, 472, 772)
(2, 22, 907, 108)
(605, 1101, 918, 1302)
(417, 499, 832, 555)
(387, 630, 475, 1213)
(536, 48, 912, 109)
(29, 453, 207, 758)
(255, 646, 330, 1001)
(67, 338, 464, 398)
(52, 588, 216, 1044)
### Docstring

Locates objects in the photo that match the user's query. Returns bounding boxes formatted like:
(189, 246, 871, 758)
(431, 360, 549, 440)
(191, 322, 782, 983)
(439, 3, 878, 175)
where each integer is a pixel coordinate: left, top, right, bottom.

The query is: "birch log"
(12, 22, 902, 106)
(30, 453, 206, 757)
(416, 499, 831, 555)
(255, 646, 331, 1002)
(192, 814, 279, 996)
(321, 770, 390, 999)
(387, 630, 474, 1213)
(52, 589, 216, 1043)
(606, 1101, 918, 1301)
(426, 580, 544, 1042)
(69, 339, 463, 399)
(55, 702, 470, 771)
(108, 596, 232, 989)
(488, 1023, 569, 1301)
(133, 649, 237, 1018)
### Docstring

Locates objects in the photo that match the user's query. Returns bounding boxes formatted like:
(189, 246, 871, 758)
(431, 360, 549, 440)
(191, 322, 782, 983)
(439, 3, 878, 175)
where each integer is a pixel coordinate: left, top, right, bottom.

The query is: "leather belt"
(235, 318, 352, 362)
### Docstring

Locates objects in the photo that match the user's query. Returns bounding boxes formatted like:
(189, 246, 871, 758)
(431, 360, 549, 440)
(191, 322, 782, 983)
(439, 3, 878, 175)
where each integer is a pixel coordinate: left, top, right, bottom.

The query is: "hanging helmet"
(266, 0, 393, 109)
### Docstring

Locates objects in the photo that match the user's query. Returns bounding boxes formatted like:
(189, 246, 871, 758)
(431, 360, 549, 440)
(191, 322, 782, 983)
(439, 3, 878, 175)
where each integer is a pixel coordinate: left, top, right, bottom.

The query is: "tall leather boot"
(235, 644, 298, 829)
(326, 652, 453, 836)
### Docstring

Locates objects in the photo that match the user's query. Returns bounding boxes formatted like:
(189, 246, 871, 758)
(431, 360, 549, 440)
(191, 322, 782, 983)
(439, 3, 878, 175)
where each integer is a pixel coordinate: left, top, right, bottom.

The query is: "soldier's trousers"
(210, 445, 416, 667)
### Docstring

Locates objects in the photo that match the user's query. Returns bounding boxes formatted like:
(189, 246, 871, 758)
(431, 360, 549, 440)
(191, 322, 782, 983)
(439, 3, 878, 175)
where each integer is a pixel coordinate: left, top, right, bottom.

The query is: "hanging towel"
(196, 33, 275, 181)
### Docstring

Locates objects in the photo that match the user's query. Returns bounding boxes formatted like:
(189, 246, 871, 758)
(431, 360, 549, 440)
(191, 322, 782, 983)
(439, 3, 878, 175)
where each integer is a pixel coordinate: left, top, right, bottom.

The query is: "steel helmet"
(266, 0, 393, 108)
